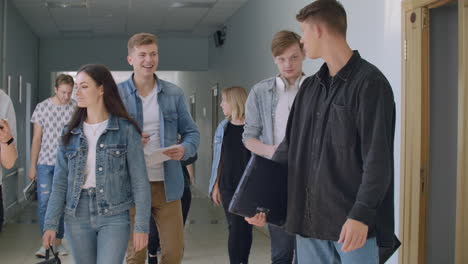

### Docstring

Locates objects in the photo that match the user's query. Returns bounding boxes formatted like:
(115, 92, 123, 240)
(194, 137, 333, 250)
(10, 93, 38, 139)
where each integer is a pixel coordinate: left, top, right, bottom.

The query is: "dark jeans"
(220, 188, 253, 264)
(0, 185, 3, 232)
(269, 224, 297, 264)
(148, 186, 192, 257)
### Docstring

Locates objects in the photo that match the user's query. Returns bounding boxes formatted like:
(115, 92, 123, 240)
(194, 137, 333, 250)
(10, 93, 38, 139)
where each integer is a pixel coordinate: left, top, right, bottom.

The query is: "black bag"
(228, 155, 288, 226)
(36, 246, 61, 264)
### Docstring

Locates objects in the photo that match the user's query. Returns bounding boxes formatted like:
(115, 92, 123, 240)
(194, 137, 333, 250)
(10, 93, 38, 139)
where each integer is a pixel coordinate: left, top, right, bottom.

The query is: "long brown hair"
(62, 64, 141, 145)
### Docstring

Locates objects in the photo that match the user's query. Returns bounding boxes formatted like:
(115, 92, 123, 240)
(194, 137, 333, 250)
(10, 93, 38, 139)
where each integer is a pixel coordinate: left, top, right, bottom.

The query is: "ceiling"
(12, 0, 248, 38)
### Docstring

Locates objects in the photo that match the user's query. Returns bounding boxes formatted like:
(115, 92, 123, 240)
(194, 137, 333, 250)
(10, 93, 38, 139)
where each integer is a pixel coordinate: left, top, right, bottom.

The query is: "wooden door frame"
(401, 1, 468, 263)
(456, 1, 468, 263)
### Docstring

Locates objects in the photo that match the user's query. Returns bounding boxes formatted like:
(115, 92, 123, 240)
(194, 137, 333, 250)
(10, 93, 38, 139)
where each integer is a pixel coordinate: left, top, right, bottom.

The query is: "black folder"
(228, 154, 288, 226)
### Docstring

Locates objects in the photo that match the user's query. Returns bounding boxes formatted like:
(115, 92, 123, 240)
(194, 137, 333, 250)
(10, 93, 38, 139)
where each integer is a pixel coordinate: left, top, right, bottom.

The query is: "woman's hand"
(133, 232, 149, 252)
(42, 230, 57, 249)
(211, 184, 222, 206)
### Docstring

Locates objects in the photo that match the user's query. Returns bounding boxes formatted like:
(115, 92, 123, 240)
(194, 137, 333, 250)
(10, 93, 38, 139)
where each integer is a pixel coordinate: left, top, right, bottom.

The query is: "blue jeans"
(269, 224, 297, 264)
(37, 164, 64, 239)
(65, 188, 130, 264)
(296, 235, 378, 264)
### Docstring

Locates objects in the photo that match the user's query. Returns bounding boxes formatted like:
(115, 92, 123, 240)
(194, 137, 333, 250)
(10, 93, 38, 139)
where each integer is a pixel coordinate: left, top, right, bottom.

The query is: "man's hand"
(211, 184, 222, 206)
(267, 145, 279, 159)
(0, 119, 13, 144)
(244, 212, 266, 227)
(141, 133, 151, 146)
(163, 144, 185, 161)
(133, 232, 149, 252)
(42, 230, 57, 249)
(28, 167, 37, 181)
(338, 218, 368, 253)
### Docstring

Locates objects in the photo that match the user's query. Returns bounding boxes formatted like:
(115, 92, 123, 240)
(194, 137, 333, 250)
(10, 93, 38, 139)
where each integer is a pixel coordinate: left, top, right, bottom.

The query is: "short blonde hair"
(222, 86, 247, 121)
(127, 33, 158, 54)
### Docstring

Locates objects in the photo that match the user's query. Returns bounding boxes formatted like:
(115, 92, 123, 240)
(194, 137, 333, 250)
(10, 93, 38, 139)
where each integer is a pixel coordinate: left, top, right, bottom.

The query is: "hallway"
(0, 190, 270, 263)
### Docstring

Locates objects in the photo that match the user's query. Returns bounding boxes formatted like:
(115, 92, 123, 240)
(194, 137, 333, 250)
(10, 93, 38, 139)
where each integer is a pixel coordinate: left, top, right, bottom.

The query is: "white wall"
(186, 1, 402, 263)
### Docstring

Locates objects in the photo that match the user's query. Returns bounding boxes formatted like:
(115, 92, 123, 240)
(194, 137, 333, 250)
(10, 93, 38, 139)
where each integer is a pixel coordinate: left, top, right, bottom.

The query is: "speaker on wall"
(213, 28, 226, 47)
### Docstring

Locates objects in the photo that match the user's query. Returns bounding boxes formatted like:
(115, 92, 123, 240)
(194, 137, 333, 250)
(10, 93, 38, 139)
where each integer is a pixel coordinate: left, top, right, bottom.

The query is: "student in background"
(243, 30, 305, 264)
(29, 74, 76, 257)
(209, 86, 252, 264)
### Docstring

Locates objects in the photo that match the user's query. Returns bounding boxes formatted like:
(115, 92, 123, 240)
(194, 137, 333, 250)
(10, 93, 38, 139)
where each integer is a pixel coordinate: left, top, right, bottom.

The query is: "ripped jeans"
(37, 164, 64, 239)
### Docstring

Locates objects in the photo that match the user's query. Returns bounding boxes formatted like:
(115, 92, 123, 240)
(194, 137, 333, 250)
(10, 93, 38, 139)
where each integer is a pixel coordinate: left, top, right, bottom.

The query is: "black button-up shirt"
(274, 51, 397, 249)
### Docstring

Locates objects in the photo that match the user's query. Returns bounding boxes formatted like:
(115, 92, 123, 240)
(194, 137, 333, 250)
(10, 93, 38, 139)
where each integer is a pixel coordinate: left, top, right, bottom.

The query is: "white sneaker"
(55, 244, 69, 256)
(35, 246, 46, 258)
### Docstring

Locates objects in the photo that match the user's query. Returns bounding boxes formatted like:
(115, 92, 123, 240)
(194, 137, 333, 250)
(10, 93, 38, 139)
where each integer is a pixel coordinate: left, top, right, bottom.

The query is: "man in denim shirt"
(118, 33, 200, 264)
(243, 30, 305, 264)
(247, 1, 399, 263)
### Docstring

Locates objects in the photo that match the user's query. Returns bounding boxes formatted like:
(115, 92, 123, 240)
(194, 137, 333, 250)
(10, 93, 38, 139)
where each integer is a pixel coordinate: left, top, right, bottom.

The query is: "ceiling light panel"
(45, 0, 88, 9)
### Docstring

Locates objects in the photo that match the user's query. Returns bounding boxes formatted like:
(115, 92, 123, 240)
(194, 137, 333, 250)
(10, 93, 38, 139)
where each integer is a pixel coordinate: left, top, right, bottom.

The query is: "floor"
(0, 190, 270, 264)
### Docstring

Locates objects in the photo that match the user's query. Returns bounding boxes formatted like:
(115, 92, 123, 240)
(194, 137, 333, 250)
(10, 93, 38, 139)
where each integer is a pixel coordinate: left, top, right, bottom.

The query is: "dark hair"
(296, 0, 347, 37)
(271, 30, 303, 57)
(55, 74, 74, 88)
(62, 64, 141, 145)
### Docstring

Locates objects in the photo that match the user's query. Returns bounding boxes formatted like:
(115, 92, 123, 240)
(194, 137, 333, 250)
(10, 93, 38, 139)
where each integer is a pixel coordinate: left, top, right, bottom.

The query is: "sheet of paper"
(144, 145, 178, 167)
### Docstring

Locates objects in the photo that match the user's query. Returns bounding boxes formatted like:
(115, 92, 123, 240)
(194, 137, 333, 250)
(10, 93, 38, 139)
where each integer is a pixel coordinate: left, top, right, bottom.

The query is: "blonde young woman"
(208, 86, 252, 264)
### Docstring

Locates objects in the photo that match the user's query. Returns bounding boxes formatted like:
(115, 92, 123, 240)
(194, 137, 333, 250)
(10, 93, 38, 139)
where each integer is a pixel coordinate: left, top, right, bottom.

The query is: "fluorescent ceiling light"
(45, 1, 88, 8)
(170, 2, 215, 8)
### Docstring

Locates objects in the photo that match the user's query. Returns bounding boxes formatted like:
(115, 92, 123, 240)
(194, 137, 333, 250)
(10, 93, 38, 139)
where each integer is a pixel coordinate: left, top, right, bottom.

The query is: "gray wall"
(1, 0, 39, 219)
(171, 71, 211, 192)
(38, 37, 209, 100)
(427, 4, 458, 263)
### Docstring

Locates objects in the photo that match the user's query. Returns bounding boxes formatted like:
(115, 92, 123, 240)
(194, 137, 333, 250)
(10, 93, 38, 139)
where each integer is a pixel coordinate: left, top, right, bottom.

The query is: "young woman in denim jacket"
(209, 86, 252, 264)
(42, 64, 151, 264)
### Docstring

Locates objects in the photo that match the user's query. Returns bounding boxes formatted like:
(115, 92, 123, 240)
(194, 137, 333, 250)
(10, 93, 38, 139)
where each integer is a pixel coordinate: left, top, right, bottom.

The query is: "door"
(401, 1, 468, 263)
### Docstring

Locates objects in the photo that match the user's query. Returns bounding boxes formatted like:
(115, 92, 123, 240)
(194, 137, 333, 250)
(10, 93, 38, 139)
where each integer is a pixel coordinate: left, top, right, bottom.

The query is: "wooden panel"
(403, 0, 456, 10)
(400, 7, 429, 264)
(456, 1, 468, 263)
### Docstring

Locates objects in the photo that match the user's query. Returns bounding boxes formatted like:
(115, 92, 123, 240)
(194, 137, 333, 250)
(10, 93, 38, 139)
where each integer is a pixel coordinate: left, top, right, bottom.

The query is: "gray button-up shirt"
(243, 75, 304, 146)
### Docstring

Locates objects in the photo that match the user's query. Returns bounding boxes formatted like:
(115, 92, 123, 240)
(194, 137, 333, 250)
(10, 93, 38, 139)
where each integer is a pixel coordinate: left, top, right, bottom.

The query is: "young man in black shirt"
(246, 1, 399, 263)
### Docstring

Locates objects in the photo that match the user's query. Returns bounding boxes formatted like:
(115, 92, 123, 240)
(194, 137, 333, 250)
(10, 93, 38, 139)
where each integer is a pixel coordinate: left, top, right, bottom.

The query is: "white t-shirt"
(273, 75, 305, 145)
(31, 98, 76, 165)
(83, 119, 108, 189)
(139, 85, 165, 182)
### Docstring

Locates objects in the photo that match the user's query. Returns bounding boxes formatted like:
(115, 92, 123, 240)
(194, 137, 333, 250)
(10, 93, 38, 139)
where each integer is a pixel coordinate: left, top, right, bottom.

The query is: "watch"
(6, 137, 13, 146)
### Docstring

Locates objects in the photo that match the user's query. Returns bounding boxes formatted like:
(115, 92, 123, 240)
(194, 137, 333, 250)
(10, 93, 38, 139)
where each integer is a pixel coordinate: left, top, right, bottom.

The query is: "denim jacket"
(208, 119, 229, 195)
(118, 75, 200, 202)
(44, 114, 151, 233)
(242, 77, 277, 145)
